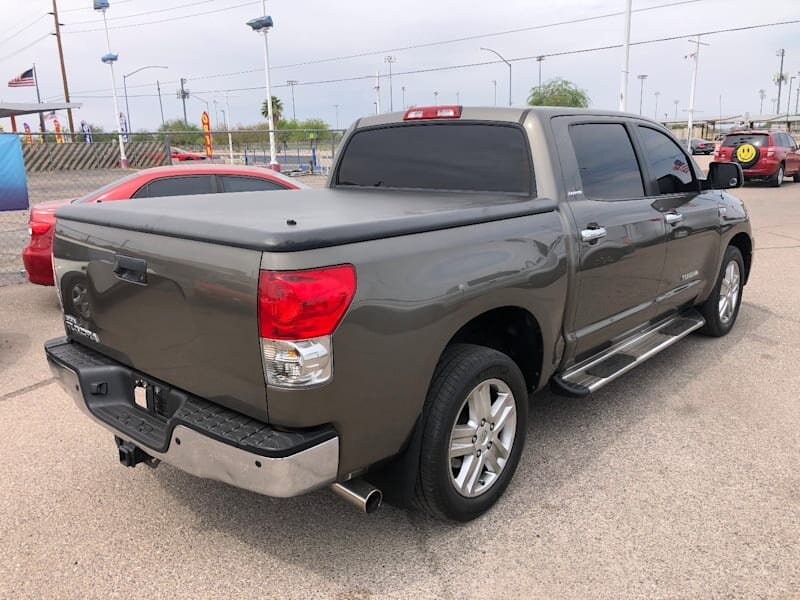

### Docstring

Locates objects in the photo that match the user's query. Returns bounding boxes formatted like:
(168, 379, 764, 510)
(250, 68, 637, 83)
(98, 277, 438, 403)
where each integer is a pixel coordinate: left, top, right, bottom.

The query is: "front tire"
(414, 344, 528, 521)
(698, 246, 744, 337)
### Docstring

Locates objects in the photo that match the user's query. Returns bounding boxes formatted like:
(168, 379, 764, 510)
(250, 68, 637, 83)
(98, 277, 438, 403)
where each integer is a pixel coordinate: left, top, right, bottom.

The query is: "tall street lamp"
(637, 74, 648, 115)
(673, 99, 679, 120)
(94, 0, 127, 168)
(492, 80, 497, 106)
(246, 10, 278, 170)
(481, 47, 512, 106)
(123, 65, 167, 133)
(536, 56, 545, 92)
(401, 86, 406, 108)
(433, 90, 438, 105)
(286, 80, 298, 121)
(759, 89, 766, 114)
(384, 56, 396, 111)
(654, 91, 660, 120)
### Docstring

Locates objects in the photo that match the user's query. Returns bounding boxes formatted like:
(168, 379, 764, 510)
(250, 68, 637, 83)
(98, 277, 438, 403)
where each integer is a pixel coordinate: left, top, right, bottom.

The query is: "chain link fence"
(0, 128, 345, 286)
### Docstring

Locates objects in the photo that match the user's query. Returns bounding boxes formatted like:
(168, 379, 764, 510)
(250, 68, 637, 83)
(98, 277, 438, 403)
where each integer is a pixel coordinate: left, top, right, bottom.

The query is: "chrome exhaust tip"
(330, 479, 383, 513)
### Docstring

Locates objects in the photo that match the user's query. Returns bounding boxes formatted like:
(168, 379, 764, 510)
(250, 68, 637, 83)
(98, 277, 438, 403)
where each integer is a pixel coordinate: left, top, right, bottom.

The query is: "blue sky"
(1, 0, 798, 132)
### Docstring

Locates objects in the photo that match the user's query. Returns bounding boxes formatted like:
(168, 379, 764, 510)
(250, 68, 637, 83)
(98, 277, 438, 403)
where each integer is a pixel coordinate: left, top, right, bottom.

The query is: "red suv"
(714, 130, 800, 186)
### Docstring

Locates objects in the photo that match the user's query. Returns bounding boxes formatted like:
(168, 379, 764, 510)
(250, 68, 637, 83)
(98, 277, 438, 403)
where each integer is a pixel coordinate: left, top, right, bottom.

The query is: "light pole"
(686, 36, 708, 151)
(637, 74, 648, 115)
(654, 91, 660, 120)
(536, 55, 545, 92)
(776, 49, 786, 112)
(286, 80, 298, 121)
(225, 91, 234, 164)
(123, 65, 167, 133)
(456, 91, 460, 105)
(95, 0, 127, 168)
(618, 0, 633, 111)
(796, 73, 800, 114)
(384, 56, 396, 111)
(788, 76, 796, 121)
(434, 90, 438, 105)
(674, 99, 679, 120)
(333, 104, 339, 129)
(246, 10, 278, 170)
(401, 86, 406, 109)
(481, 47, 512, 106)
(492, 80, 497, 106)
(759, 89, 766, 114)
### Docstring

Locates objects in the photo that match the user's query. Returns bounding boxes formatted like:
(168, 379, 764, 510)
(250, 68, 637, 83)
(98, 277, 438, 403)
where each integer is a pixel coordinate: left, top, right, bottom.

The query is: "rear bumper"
(743, 159, 781, 178)
(21, 246, 54, 286)
(45, 337, 339, 497)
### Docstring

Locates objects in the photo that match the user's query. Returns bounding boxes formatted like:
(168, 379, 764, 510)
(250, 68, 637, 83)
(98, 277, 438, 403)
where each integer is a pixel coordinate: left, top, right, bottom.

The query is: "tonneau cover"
(56, 188, 556, 252)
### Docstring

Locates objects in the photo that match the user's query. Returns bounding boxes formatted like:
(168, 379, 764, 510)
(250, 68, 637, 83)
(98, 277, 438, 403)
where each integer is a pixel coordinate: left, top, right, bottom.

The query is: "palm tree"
(261, 96, 283, 130)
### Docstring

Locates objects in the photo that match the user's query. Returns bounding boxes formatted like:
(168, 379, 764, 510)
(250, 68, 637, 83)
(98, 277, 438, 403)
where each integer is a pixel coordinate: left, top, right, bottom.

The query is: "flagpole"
(32, 63, 46, 136)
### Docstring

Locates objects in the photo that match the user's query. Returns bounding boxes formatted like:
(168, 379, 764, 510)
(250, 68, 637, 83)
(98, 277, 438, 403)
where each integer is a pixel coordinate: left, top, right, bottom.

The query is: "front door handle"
(664, 212, 684, 225)
(580, 226, 607, 242)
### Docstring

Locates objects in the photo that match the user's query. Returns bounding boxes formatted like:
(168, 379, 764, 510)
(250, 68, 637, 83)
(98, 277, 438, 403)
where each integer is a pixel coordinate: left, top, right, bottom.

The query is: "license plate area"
(131, 377, 185, 420)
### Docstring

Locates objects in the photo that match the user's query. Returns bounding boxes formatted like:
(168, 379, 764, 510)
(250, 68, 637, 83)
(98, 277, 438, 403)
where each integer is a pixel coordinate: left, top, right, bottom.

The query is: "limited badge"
(735, 143, 756, 163)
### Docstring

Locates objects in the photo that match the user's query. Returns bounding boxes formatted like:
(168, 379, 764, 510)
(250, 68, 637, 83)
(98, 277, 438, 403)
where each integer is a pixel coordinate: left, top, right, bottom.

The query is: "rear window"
(722, 134, 768, 148)
(336, 123, 532, 194)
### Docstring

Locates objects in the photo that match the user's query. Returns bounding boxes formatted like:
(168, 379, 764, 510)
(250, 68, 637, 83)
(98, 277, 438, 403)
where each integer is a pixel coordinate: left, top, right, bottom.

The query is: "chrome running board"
(552, 310, 705, 398)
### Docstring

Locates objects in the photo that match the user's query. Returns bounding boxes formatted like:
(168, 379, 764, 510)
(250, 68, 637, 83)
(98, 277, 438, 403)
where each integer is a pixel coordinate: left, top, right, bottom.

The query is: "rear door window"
(722, 134, 768, 148)
(140, 176, 214, 198)
(220, 175, 287, 192)
(569, 123, 644, 200)
(637, 126, 695, 194)
(336, 123, 533, 194)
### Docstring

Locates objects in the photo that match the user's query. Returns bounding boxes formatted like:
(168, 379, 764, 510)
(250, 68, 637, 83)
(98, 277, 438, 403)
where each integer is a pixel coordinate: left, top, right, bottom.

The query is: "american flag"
(8, 68, 35, 88)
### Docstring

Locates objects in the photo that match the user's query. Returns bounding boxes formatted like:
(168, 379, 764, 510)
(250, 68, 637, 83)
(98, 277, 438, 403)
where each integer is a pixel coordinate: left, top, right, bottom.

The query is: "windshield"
(73, 171, 143, 203)
(722, 134, 768, 148)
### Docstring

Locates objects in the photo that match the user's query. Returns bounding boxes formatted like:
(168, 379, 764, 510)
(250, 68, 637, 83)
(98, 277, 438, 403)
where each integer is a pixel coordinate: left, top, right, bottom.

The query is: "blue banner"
(0, 135, 29, 211)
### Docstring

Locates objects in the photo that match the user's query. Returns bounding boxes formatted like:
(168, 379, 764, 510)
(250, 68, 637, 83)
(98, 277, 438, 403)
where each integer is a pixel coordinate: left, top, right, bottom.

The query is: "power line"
(65, 0, 219, 26)
(64, 1, 260, 33)
(0, 34, 51, 64)
(0, 14, 48, 48)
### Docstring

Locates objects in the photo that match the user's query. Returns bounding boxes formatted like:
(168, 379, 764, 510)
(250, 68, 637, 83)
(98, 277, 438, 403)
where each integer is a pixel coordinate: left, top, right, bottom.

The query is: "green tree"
(261, 96, 283, 130)
(527, 77, 590, 108)
(157, 118, 203, 146)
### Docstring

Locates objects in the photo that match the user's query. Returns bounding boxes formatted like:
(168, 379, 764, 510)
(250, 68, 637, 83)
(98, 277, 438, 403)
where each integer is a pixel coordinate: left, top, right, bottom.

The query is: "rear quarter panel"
(262, 212, 568, 476)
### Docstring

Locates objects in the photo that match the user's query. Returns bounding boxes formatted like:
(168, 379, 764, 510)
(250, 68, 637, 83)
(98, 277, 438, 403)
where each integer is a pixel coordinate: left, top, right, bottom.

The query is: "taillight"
(29, 221, 52, 236)
(766, 147, 775, 157)
(403, 105, 462, 120)
(257, 265, 356, 387)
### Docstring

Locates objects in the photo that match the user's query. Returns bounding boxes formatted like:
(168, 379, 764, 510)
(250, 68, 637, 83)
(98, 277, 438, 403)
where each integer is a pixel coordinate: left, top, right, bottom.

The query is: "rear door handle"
(113, 255, 148, 285)
(665, 212, 684, 225)
(580, 227, 607, 242)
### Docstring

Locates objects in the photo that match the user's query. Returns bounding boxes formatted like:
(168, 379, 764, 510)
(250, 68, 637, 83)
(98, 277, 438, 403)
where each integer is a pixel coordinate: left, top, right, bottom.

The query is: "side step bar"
(551, 310, 705, 398)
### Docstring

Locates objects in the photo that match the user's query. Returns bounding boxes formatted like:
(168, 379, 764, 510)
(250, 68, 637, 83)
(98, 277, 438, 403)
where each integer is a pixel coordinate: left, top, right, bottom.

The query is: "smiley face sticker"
(735, 143, 757, 163)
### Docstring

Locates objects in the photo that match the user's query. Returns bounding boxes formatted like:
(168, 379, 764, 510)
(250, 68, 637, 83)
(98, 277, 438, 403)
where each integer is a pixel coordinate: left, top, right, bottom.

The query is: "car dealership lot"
(1, 177, 799, 598)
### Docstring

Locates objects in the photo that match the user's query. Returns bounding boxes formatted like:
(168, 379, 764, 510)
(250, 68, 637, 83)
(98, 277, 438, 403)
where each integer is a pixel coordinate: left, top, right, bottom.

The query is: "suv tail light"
(258, 265, 356, 387)
(29, 221, 52, 236)
(403, 106, 462, 120)
(766, 147, 776, 157)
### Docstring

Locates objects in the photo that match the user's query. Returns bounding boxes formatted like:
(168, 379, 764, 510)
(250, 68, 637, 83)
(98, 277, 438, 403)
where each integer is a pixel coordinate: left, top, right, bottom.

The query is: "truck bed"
(56, 188, 556, 252)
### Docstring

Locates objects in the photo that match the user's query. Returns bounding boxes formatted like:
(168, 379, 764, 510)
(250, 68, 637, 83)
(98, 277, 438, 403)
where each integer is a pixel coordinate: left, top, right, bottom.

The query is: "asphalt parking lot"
(1, 173, 799, 598)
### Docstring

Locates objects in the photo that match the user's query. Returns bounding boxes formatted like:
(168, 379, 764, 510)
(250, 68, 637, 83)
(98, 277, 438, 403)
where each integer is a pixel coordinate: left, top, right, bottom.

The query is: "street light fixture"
(246, 11, 278, 170)
(95, 0, 127, 168)
(384, 56, 396, 111)
(123, 65, 167, 133)
(481, 47, 512, 106)
(637, 74, 648, 115)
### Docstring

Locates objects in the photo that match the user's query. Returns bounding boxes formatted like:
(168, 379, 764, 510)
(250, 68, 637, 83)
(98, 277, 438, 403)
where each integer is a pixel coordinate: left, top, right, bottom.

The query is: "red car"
(170, 146, 207, 161)
(23, 164, 305, 286)
(714, 130, 800, 186)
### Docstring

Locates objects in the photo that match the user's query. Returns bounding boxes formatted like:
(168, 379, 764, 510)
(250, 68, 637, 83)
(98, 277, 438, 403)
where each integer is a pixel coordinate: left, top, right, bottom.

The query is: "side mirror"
(705, 161, 743, 190)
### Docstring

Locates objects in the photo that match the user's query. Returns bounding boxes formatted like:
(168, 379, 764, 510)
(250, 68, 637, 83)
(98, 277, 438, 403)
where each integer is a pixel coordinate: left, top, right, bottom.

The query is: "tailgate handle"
(113, 255, 148, 285)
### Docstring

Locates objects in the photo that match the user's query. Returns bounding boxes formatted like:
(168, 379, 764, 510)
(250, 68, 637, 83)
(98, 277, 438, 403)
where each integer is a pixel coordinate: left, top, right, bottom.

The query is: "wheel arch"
(728, 232, 753, 284)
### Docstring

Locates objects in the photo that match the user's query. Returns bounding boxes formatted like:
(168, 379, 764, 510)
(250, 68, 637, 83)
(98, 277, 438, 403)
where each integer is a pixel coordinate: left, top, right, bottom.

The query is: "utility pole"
(50, 0, 74, 135)
(286, 80, 298, 120)
(156, 80, 165, 126)
(178, 78, 189, 124)
(637, 74, 648, 115)
(492, 80, 497, 106)
(374, 71, 381, 114)
(776, 49, 786, 113)
(618, 0, 632, 111)
(759, 89, 766, 114)
(536, 56, 545, 92)
(384, 56, 396, 111)
(686, 35, 708, 151)
(654, 91, 660, 120)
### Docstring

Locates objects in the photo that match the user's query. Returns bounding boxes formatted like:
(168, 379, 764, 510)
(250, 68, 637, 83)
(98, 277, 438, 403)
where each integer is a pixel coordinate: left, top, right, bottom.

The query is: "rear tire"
(769, 164, 784, 187)
(698, 246, 744, 337)
(414, 344, 528, 521)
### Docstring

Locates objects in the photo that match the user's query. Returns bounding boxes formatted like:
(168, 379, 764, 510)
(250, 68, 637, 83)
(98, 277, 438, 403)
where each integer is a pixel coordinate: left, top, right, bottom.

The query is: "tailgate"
(53, 219, 268, 420)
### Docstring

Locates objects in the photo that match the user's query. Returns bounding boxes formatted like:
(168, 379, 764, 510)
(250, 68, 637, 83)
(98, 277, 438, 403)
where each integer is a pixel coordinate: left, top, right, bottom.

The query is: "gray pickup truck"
(45, 106, 752, 521)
